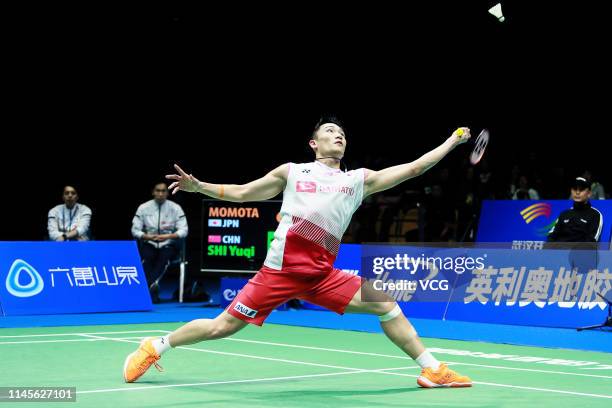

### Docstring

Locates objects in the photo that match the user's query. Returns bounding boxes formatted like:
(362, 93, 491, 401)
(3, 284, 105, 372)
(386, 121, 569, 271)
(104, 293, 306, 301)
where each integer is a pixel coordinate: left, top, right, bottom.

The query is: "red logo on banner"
(296, 181, 317, 193)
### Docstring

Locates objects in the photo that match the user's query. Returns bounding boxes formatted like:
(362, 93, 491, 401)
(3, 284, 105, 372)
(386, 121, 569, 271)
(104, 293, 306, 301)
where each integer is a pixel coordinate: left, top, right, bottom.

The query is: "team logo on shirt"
(296, 181, 355, 195)
(233, 301, 258, 318)
(296, 181, 317, 193)
(318, 185, 355, 196)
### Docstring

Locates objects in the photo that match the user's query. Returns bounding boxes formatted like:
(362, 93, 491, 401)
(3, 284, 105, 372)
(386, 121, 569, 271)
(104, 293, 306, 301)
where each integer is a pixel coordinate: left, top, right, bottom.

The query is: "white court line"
(437, 361, 612, 379)
(3, 329, 611, 380)
(77, 370, 389, 395)
(0, 336, 146, 345)
(79, 334, 415, 373)
(83, 333, 612, 399)
(0, 330, 167, 339)
(214, 336, 612, 380)
(379, 368, 612, 399)
(3, 328, 610, 380)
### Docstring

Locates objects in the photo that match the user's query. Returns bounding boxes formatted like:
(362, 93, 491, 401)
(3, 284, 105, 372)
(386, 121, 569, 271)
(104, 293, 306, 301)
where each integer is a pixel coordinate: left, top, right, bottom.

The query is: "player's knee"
(373, 301, 396, 315)
(357, 300, 396, 316)
(208, 316, 243, 339)
(378, 303, 402, 322)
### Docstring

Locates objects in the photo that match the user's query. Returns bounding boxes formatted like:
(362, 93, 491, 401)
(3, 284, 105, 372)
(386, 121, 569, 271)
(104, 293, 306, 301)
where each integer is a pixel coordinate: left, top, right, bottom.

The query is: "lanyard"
(157, 202, 163, 249)
(62, 205, 78, 232)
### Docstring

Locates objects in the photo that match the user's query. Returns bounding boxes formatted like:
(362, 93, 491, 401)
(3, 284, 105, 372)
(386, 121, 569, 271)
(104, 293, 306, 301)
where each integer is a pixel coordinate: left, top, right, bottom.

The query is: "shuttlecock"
(488, 3, 505, 22)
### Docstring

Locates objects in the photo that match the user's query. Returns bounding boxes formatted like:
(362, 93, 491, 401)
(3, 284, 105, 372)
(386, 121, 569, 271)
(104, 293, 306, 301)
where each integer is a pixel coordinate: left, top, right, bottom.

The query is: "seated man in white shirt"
(132, 182, 188, 303)
(47, 185, 92, 241)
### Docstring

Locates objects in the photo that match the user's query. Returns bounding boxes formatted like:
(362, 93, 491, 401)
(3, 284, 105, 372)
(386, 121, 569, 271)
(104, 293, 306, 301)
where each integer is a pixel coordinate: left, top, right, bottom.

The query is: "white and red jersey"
(264, 161, 365, 273)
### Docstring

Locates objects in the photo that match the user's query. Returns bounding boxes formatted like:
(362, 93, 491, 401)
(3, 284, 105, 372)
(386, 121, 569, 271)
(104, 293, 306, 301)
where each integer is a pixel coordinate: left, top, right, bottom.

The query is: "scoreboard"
(201, 199, 282, 272)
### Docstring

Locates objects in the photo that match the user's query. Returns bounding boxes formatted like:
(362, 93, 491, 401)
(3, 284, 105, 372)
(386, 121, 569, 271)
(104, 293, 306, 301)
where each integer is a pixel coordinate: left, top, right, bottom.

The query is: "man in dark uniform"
(547, 176, 604, 300)
(547, 177, 603, 243)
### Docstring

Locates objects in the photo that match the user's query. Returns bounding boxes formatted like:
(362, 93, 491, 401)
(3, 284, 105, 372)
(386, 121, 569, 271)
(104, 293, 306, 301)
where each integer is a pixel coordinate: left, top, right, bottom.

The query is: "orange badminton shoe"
(123, 337, 163, 383)
(417, 363, 472, 388)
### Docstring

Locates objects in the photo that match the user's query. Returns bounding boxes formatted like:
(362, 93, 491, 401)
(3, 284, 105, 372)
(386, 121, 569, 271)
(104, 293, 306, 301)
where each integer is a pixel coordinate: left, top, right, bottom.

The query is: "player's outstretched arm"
(166, 163, 289, 203)
(364, 127, 471, 197)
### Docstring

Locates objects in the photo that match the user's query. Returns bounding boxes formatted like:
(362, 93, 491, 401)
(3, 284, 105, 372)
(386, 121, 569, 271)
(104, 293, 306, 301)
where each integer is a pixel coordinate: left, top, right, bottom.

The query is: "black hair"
(311, 114, 345, 139)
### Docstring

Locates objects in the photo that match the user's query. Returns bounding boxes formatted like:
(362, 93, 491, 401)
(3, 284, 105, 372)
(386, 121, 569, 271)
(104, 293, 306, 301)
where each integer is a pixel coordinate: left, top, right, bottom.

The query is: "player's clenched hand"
(450, 127, 471, 146)
(166, 164, 202, 195)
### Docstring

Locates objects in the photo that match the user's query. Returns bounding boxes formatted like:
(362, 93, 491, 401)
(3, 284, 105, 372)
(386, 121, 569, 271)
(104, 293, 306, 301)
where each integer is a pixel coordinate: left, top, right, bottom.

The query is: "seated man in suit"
(48, 185, 92, 241)
(132, 182, 188, 303)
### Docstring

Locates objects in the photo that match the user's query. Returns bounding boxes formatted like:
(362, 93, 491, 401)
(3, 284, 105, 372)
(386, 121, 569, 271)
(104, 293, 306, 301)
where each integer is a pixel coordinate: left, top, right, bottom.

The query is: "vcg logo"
(5, 259, 44, 298)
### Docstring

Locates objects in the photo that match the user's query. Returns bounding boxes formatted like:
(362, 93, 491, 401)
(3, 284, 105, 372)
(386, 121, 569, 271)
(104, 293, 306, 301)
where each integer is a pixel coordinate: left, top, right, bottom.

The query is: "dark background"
(3, 2, 609, 267)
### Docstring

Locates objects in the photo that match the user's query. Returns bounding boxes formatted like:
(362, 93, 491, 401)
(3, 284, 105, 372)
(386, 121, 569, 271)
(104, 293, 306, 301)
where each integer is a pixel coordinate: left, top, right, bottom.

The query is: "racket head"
(470, 128, 489, 165)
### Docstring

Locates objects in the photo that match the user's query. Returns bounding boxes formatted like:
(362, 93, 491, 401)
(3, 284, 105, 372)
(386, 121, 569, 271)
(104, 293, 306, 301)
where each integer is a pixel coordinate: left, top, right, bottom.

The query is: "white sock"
(415, 350, 440, 370)
(151, 335, 172, 355)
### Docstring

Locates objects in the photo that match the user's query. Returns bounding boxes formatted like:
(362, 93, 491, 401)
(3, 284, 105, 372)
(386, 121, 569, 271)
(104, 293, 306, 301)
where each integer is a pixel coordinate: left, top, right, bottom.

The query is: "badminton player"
(123, 116, 474, 388)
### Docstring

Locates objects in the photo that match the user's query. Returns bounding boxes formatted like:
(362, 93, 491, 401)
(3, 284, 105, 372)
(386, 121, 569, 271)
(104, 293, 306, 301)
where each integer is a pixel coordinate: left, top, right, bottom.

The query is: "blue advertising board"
(476, 200, 612, 246)
(443, 247, 612, 328)
(0, 241, 152, 316)
(360, 244, 611, 328)
(219, 277, 248, 308)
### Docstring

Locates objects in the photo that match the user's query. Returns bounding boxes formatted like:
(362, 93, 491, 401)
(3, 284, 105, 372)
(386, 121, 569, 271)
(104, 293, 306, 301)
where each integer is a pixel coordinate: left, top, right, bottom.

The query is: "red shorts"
(226, 266, 362, 326)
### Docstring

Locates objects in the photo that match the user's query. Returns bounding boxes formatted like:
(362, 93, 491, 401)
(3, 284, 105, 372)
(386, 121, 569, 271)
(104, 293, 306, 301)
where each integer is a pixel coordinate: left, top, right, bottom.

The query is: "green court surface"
(0, 322, 610, 407)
